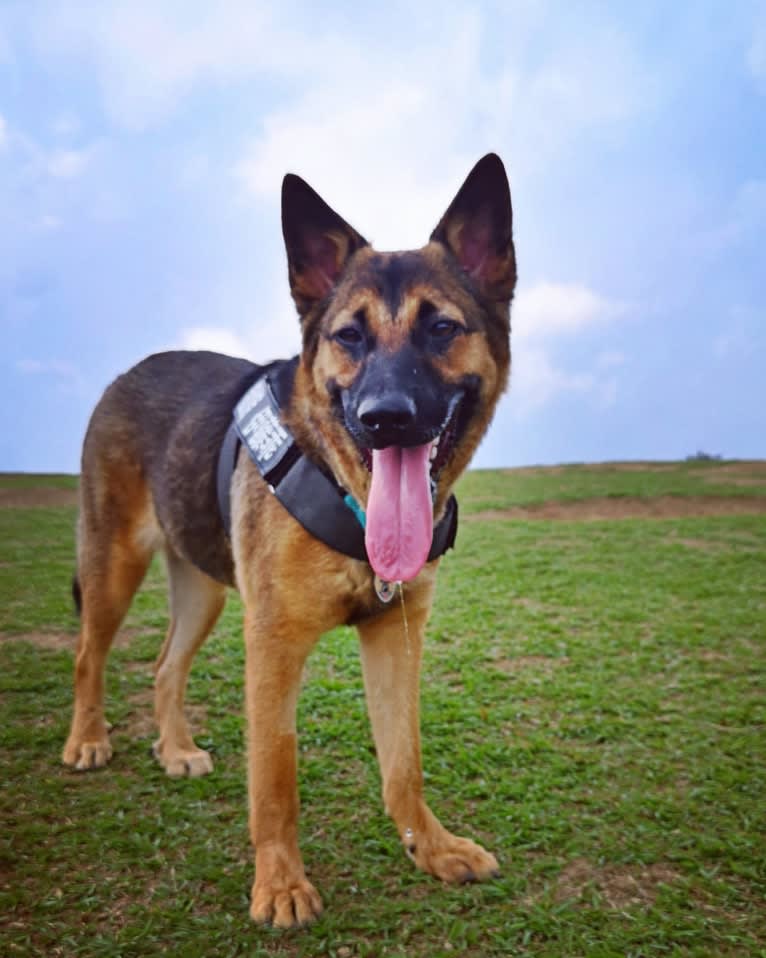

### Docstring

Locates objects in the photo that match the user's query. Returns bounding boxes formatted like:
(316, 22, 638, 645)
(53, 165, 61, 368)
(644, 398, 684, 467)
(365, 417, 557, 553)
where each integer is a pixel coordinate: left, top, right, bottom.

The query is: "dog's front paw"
(152, 741, 214, 778)
(250, 846, 323, 929)
(62, 733, 113, 771)
(250, 876, 323, 929)
(406, 826, 500, 884)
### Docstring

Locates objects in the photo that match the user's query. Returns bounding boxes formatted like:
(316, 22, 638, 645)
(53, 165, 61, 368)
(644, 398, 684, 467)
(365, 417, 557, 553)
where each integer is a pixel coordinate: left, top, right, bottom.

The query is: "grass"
(1, 461, 765, 957)
(458, 459, 766, 512)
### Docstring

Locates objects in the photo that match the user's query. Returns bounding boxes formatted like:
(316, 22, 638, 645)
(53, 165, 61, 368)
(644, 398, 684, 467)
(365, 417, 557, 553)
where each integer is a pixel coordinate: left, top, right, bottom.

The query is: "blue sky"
(1, 0, 764, 472)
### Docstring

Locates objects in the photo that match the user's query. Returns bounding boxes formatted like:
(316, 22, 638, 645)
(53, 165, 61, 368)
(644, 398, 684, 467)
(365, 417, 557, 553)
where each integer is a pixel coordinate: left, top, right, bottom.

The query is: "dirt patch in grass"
(597, 462, 678, 472)
(697, 649, 730, 662)
(553, 859, 681, 909)
(703, 476, 766, 488)
(0, 487, 78, 509)
(493, 655, 569, 674)
(0, 627, 143, 652)
(0, 630, 77, 651)
(503, 462, 680, 476)
(692, 461, 766, 478)
(468, 495, 766, 522)
(666, 535, 721, 553)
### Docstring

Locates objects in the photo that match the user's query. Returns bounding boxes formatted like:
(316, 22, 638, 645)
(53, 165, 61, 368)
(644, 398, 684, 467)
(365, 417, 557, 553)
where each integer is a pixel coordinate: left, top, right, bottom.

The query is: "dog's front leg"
(244, 610, 322, 928)
(358, 590, 500, 885)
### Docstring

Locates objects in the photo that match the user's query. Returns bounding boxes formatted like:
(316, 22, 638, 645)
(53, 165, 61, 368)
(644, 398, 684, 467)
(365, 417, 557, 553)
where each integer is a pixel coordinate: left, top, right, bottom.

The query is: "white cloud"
(511, 345, 595, 410)
(596, 350, 626, 369)
(28, 2, 655, 241)
(51, 111, 80, 137)
(509, 342, 621, 413)
(16, 358, 84, 393)
(17, 2, 650, 431)
(695, 178, 766, 252)
(513, 282, 627, 342)
(32, 1, 281, 130)
(47, 147, 90, 178)
(235, 11, 494, 250)
(178, 313, 300, 365)
(179, 326, 253, 359)
(713, 305, 762, 359)
(33, 214, 63, 233)
(505, 281, 627, 412)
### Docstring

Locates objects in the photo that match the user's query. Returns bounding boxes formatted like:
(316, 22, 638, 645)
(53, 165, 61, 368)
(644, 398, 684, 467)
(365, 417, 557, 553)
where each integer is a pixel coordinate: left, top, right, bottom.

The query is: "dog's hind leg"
(62, 491, 154, 771)
(152, 550, 226, 778)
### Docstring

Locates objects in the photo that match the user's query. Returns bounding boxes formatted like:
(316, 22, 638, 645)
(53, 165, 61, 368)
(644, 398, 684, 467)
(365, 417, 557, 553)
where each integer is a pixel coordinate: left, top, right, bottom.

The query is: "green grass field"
(1, 461, 765, 957)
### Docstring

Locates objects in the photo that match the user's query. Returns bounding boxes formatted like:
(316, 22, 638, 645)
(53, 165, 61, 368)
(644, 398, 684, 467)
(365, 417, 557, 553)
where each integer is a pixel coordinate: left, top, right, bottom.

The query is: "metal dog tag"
(374, 576, 396, 603)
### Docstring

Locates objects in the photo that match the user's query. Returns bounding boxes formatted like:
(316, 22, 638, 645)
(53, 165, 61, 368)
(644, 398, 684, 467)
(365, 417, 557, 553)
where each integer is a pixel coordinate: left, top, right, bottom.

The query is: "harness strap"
(216, 419, 241, 539)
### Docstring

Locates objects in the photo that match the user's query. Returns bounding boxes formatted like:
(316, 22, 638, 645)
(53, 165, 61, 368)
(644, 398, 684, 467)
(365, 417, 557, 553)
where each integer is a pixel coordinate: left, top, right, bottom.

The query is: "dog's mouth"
(357, 397, 464, 584)
(357, 395, 461, 482)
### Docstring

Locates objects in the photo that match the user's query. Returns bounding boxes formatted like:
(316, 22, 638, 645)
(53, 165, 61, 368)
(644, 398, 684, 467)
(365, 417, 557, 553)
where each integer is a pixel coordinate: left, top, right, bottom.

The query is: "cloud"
(11, 2, 662, 457)
(235, 11, 497, 249)
(51, 111, 80, 137)
(513, 282, 627, 342)
(178, 314, 300, 366)
(16, 358, 84, 393)
(695, 179, 766, 252)
(510, 346, 595, 409)
(178, 326, 253, 359)
(507, 281, 627, 411)
(509, 343, 621, 413)
(27, 1, 655, 237)
(713, 305, 763, 360)
(32, 1, 283, 130)
(47, 147, 91, 178)
(32, 214, 62, 233)
(596, 350, 626, 370)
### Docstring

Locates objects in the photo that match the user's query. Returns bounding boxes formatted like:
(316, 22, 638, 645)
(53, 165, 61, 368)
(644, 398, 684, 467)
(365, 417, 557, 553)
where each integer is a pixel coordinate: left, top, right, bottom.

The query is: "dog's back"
(80, 350, 263, 585)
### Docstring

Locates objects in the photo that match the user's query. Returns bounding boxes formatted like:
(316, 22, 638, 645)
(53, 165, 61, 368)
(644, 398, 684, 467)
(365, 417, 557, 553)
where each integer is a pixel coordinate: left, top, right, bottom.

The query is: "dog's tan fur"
(63, 154, 515, 928)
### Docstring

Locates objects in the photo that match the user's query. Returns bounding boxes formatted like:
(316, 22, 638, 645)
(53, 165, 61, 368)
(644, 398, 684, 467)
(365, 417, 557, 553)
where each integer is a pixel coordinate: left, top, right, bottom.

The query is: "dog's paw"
(409, 830, 500, 885)
(152, 741, 214, 778)
(62, 735, 113, 771)
(250, 877, 323, 929)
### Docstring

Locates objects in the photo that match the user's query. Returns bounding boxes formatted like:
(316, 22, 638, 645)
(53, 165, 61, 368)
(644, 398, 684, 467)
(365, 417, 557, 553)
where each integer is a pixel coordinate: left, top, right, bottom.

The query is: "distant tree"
(686, 450, 722, 462)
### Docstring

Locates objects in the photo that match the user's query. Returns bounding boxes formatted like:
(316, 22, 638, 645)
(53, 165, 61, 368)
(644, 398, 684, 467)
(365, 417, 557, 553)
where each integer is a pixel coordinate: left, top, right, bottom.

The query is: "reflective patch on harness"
(234, 376, 293, 477)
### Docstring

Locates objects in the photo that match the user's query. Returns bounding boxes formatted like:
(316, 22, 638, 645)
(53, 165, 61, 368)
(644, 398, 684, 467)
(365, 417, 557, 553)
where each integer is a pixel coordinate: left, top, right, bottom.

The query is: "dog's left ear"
(431, 153, 516, 302)
(282, 174, 369, 318)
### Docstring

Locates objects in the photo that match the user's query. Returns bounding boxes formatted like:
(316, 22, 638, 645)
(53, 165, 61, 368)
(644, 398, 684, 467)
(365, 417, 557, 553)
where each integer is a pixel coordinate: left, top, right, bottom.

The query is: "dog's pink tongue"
(365, 444, 433, 582)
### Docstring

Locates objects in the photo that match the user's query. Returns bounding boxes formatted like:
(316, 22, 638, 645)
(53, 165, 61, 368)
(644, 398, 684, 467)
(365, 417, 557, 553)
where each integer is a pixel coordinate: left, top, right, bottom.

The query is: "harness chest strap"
(216, 364, 458, 565)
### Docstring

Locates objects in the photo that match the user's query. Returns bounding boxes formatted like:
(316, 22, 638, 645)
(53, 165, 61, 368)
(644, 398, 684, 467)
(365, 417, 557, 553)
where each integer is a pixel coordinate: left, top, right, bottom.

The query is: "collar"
(217, 359, 458, 567)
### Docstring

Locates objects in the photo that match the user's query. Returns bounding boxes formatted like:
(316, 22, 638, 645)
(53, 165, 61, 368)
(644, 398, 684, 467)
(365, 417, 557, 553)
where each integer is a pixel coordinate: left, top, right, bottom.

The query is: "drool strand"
(397, 581, 410, 657)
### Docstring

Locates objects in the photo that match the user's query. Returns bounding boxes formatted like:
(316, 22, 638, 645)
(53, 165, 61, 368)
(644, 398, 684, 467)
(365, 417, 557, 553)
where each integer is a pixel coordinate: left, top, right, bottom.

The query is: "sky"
(1, 0, 764, 472)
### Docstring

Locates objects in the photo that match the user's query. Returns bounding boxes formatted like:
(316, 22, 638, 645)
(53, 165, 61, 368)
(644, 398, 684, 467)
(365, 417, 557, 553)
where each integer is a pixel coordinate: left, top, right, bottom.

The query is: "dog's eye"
(429, 318, 461, 341)
(335, 326, 364, 347)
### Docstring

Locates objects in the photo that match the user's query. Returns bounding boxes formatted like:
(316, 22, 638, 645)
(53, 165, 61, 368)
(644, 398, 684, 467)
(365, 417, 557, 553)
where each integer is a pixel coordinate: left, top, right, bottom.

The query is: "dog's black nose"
(357, 394, 416, 433)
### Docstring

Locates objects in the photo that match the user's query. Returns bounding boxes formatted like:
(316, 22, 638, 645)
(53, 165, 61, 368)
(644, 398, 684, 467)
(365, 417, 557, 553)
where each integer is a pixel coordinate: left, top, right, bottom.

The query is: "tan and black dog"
(63, 153, 516, 928)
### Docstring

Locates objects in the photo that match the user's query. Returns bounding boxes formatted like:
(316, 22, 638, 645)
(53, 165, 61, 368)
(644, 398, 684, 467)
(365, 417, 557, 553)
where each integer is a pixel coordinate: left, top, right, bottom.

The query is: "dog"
(62, 153, 516, 928)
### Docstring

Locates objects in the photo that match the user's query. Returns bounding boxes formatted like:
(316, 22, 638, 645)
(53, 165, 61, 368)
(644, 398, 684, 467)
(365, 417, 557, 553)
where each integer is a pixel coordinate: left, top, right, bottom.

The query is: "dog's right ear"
(282, 175, 368, 318)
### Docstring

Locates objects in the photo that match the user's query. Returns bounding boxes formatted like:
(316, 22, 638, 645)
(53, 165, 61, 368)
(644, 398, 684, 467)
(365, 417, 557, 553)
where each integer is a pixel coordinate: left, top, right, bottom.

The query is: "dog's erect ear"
(282, 174, 368, 317)
(430, 153, 516, 302)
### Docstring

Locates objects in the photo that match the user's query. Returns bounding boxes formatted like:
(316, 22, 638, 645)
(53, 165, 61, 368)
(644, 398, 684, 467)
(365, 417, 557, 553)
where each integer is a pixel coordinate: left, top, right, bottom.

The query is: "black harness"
(216, 358, 458, 567)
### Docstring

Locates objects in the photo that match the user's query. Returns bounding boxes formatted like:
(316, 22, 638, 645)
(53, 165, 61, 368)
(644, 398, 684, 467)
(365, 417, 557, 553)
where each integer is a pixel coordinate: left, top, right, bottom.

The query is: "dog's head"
(282, 154, 516, 582)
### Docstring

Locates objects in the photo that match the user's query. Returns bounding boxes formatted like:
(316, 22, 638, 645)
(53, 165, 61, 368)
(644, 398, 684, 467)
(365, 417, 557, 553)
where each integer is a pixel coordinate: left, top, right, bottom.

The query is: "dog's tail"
(72, 575, 82, 617)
